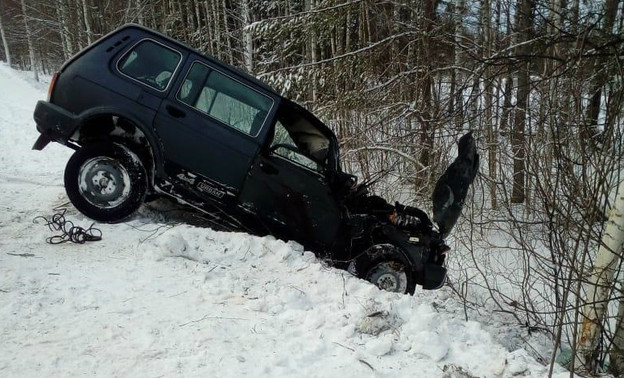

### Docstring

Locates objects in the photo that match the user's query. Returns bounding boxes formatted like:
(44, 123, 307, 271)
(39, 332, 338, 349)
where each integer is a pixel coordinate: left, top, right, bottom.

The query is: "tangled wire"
(33, 208, 102, 244)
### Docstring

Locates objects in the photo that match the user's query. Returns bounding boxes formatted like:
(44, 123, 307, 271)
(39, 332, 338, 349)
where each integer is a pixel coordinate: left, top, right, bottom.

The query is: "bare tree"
(81, 0, 93, 45)
(0, 5, 10, 67)
(20, 0, 38, 81)
(575, 179, 624, 373)
(241, 0, 253, 74)
(511, 0, 532, 203)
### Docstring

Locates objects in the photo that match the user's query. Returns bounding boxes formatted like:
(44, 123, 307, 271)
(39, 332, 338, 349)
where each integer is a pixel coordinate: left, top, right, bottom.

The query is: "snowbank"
(0, 63, 569, 377)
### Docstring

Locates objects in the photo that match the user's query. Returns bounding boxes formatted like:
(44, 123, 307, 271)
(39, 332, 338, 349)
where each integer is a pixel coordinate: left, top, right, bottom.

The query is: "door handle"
(166, 105, 186, 118)
(259, 162, 278, 175)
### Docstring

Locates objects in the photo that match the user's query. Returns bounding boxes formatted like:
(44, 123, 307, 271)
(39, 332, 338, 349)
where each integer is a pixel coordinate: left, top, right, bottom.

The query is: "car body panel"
(240, 151, 343, 250)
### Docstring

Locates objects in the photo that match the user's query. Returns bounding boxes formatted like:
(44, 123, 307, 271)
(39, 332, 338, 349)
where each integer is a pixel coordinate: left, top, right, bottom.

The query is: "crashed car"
(32, 24, 478, 294)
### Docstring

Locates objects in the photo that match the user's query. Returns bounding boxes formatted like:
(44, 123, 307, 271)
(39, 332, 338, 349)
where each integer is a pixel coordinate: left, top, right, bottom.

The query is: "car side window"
(118, 40, 182, 91)
(271, 121, 320, 172)
(177, 62, 273, 136)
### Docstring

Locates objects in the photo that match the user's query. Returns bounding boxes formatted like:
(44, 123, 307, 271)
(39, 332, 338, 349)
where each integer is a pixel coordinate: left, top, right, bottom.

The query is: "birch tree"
(81, 0, 93, 45)
(57, 0, 72, 60)
(241, 0, 254, 74)
(575, 179, 624, 373)
(20, 0, 38, 81)
(0, 6, 10, 67)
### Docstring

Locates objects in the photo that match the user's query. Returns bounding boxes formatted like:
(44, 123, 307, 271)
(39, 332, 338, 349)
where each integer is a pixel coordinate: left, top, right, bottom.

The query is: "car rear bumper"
(32, 100, 77, 150)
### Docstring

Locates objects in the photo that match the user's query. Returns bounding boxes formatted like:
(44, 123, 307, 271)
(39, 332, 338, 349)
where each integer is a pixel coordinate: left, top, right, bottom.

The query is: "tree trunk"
(82, 0, 93, 45)
(417, 0, 437, 179)
(583, 0, 618, 143)
(451, 0, 465, 129)
(221, 0, 233, 65)
(575, 179, 624, 373)
(242, 0, 253, 74)
(20, 0, 38, 82)
(305, 0, 318, 101)
(511, 0, 532, 204)
(135, 0, 144, 25)
(193, 0, 202, 41)
(482, 0, 496, 209)
(58, 0, 72, 59)
(0, 7, 10, 67)
(208, 0, 219, 56)
(610, 292, 624, 376)
(499, 3, 513, 134)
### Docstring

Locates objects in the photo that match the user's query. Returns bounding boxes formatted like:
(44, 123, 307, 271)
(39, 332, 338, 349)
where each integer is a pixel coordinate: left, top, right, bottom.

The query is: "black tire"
(64, 142, 147, 222)
(353, 244, 416, 295)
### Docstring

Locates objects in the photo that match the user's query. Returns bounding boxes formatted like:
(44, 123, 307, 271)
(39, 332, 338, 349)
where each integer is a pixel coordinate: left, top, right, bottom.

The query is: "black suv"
(33, 24, 478, 294)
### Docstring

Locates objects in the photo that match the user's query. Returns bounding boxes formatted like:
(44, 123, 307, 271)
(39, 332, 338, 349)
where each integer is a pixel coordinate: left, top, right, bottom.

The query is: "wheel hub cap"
(78, 157, 131, 209)
(366, 262, 408, 293)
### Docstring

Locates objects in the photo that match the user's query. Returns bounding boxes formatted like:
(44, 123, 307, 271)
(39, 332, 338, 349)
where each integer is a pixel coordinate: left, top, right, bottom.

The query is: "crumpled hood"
(431, 132, 479, 237)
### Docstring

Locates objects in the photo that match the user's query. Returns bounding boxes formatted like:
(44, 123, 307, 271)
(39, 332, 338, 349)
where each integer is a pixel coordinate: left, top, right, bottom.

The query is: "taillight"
(48, 72, 59, 101)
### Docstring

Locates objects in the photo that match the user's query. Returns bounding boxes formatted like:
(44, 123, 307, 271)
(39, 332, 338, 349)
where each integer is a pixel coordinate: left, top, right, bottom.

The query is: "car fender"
(379, 225, 448, 290)
(74, 106, 164, 177)
(379, 224, 426, 272)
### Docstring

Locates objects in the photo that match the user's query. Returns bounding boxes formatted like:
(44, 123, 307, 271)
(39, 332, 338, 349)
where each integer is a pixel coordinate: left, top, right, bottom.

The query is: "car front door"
(239, 118, 343, 250)
(153, 58, 275, 199)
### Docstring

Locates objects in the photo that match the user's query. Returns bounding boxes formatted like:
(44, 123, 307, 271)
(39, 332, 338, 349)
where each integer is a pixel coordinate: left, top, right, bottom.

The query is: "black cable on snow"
(33, 208, 102, 244)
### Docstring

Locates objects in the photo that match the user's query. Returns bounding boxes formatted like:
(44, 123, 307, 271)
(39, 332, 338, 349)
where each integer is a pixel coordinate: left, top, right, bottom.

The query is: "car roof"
(123, 24, 282, 97)
(62, 23, 282, 98)
(123, 25, 337, 141)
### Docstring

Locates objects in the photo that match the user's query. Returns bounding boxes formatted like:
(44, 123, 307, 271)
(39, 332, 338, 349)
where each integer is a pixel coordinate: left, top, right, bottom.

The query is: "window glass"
(272, 121, 321, 172)
(196, 87, 216, 113)
(271, 105, 330, 166)
(118, 40, 181, 90)
(273, 120, 295, 145)
(273, 145, 319, 171)
(177, 62, 273, 136)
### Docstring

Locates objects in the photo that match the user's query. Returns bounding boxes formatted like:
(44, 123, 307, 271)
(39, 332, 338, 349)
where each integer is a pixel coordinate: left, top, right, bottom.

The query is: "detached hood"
(431, 132, 479, 237)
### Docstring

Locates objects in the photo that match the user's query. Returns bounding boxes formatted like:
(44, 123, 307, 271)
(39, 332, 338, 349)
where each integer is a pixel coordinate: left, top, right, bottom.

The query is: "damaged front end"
(340, 132, 478, 294)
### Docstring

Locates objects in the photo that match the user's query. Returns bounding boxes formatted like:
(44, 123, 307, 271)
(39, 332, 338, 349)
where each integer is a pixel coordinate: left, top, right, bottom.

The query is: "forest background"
(1, 0, 624, 375)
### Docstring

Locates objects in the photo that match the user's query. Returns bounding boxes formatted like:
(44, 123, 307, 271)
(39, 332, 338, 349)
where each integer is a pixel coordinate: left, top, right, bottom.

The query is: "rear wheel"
(353, 244, 416, 295)
(64, 142, 147, 222)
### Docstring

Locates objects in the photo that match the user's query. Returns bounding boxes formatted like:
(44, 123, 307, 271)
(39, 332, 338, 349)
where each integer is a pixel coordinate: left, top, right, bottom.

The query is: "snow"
(0, 63, 571, 377)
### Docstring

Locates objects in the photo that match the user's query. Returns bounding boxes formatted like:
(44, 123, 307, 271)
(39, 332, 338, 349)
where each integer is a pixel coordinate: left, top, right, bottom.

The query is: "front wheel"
(64, 142, 147, 222)
(352, 244, 416, 295)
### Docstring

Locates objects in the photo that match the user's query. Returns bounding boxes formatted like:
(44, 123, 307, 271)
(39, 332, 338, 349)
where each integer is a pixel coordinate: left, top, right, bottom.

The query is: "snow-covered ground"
(0, 64, 569, 377)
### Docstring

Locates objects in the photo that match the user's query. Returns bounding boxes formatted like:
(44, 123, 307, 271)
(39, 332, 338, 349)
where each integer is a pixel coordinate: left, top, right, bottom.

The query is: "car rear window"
(177, 62, 273, 136)
(118, 40, 182, 91)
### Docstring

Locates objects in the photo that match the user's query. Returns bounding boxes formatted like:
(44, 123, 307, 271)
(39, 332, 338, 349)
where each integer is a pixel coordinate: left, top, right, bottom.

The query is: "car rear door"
(153, 58, 275, 199)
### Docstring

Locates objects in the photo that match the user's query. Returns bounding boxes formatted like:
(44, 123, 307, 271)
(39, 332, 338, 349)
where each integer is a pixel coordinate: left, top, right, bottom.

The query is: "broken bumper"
(420, 263, 447, 290)
(381, 224, 447, 290)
